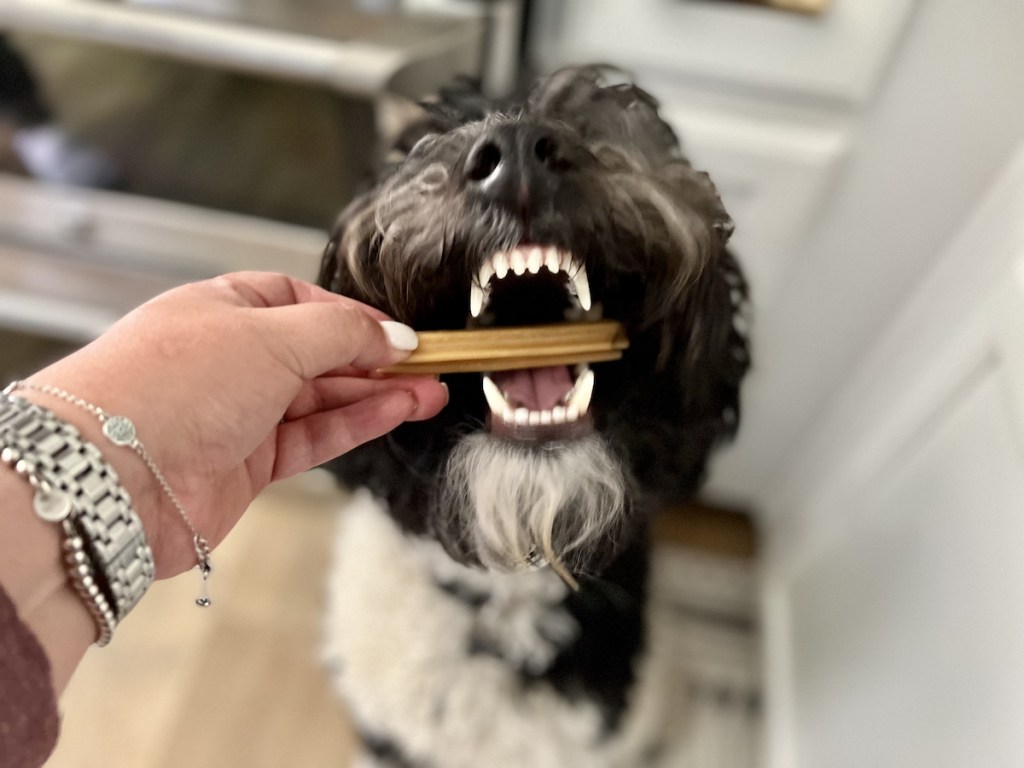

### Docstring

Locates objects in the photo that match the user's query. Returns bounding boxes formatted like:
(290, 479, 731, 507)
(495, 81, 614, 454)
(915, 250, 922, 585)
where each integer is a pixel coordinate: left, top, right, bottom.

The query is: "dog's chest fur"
(325, 492, 691, 768)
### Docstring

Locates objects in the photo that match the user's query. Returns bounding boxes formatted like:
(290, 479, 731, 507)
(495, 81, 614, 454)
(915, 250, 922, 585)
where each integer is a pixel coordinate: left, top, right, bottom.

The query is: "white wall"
(711, 0, 1024, 508)
(760, 135, 1024, 768)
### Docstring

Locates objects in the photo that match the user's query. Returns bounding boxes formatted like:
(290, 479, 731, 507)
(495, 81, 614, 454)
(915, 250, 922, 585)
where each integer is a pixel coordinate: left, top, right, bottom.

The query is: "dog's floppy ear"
(614, 247, 749, 502)
(317, 196, 389, 307)
(674, 248, 749, 432)
(667, 247, 749, 496)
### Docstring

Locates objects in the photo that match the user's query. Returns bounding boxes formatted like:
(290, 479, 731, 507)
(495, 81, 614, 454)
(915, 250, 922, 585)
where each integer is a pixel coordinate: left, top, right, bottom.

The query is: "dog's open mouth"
(469, 244, 600, 443)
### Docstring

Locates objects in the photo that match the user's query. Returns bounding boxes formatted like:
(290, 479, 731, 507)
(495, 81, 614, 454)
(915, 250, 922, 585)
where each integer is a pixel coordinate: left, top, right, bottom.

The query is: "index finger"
(212, 271, 392, 321)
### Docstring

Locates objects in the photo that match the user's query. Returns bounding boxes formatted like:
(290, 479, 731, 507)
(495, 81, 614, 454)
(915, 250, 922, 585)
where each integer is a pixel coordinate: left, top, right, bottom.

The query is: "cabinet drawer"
(535, 0, 915, 104)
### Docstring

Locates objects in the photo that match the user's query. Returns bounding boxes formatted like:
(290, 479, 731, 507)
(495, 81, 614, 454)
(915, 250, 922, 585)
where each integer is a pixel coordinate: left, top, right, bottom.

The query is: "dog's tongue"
(493, 366, 574, 411)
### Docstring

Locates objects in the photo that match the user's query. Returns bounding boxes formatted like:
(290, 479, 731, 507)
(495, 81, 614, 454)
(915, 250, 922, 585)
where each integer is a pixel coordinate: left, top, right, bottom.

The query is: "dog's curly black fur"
(318, 66, 749, 766)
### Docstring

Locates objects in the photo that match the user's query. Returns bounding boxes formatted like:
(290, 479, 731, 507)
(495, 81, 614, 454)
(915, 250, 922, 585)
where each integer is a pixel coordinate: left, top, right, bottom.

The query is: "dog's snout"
(465, 123, 567, 212)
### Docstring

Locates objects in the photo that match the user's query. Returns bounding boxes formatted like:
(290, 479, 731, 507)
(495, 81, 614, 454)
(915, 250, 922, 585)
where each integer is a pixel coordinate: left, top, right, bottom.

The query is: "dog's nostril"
(534, 136, 556, 165)
(534, 134, 570, 173)
(467, 141, 502, 182)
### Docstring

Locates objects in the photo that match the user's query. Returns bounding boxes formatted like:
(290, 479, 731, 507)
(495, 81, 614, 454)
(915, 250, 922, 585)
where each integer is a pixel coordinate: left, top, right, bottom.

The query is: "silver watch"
(0, 394, 155, 644)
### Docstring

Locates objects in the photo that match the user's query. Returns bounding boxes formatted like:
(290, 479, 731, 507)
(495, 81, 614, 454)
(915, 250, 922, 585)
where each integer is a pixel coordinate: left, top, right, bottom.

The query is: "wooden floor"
(46, 474, 360, 768)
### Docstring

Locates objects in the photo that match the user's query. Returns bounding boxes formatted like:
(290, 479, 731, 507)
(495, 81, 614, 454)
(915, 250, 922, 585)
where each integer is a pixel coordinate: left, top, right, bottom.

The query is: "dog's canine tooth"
(527, 247, 544, 274)
(571, 265, 592, 311)
(544, 247, 560, 273)
(567, 368, 595, 414)
(482, 375, 508, 414)
(470, 282, 486, 318)
(493, 252, 510, 279)
(479, 260, 495, 287)
(510, 249, 527, 276)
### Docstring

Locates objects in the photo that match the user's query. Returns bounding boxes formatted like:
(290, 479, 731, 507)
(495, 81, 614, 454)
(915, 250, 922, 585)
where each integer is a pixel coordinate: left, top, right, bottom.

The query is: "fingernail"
(380, 321, 418, 351)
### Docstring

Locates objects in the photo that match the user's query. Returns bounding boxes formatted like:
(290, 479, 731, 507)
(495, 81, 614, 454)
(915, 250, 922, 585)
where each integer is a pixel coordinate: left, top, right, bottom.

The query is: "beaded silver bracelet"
(1, 382, 214, 643)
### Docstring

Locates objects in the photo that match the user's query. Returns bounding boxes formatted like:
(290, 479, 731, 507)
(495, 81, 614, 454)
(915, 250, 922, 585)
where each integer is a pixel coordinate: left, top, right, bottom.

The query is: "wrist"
(0, 390, 159, 649)
(0, 463, 96, 691)
(15, 379, 173, 575)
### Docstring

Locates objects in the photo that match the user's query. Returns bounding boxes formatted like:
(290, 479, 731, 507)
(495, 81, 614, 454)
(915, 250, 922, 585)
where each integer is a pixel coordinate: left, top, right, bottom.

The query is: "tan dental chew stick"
(382, 320, 629, 375)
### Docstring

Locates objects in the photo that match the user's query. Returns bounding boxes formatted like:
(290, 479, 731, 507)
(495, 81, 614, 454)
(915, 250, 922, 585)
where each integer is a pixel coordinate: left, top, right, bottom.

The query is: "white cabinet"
(534, 0, 915, 104)
(661, 101, 848, 308)
(762, 143, 1024, 768)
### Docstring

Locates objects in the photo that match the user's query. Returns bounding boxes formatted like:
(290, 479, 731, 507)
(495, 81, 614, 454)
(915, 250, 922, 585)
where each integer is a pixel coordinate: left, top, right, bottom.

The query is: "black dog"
(318, 66, 749, 768)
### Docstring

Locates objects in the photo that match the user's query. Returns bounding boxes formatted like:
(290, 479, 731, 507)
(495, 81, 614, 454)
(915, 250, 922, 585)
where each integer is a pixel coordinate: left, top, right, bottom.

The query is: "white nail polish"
(380, 321, 418, 351)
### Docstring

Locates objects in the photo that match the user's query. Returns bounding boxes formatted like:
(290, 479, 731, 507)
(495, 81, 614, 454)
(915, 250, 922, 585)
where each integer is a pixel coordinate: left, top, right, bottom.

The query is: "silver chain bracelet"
(3, 381, 213, 608)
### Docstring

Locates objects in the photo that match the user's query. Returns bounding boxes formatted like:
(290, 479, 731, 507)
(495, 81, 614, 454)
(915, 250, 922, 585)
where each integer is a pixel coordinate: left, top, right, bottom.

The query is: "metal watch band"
(0, 394, 155, 627)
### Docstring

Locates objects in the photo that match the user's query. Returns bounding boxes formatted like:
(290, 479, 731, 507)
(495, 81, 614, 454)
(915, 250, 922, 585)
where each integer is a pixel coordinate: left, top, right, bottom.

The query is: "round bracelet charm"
(33, 488, 73, 522)
(103, 415, 137, 446)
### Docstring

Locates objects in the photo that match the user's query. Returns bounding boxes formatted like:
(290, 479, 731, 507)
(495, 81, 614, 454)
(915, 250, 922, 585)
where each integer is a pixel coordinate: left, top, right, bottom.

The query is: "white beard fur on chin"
(439, 432, 629, 577)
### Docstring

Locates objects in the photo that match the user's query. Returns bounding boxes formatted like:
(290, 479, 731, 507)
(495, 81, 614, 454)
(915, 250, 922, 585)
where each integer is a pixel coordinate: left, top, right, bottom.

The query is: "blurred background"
(2, 1, 1024, 766)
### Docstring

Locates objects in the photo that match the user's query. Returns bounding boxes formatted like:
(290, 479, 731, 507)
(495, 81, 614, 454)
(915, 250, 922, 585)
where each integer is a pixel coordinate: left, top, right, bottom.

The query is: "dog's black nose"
(464, 122, 568, 214)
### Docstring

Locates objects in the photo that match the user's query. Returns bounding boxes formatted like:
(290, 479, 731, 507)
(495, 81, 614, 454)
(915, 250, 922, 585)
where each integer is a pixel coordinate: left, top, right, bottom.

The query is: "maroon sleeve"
(0, 583, 59, 768)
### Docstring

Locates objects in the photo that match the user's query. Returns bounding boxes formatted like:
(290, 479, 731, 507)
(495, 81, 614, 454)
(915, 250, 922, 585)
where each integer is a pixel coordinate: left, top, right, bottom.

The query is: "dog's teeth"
(493, 252, 510, 279)
(482, 375, 508, 415)
(528, 411, 541, 426)
(510, 250, 527, 276)
(514, 408, 529, 425)
(568, 368, 594, 414)
(479, 260, 495, 288)
(503, 408, 514, 423)
(552, 406, 566, 424)
(527, 247, 543, 274)
(544, 248, 560, 273)
(540, 410, 553, 425)
(470, 282, 485, 318)
(566, 405, 580, 422)
(571, 265, 592, 311)
(544, 247, 561, 274)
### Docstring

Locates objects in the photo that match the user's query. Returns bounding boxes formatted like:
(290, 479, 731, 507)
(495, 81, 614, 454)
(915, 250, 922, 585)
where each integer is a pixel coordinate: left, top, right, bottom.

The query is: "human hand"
(23, 272, 447, 577)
